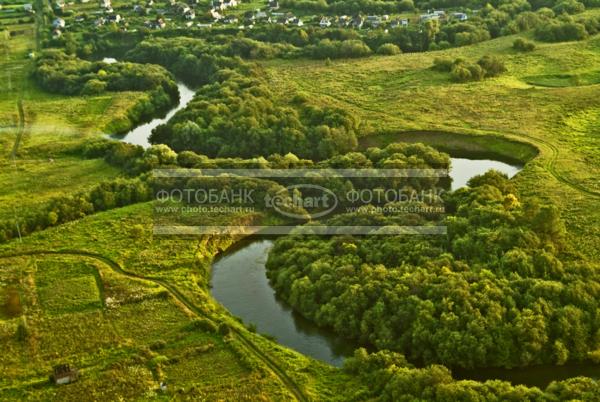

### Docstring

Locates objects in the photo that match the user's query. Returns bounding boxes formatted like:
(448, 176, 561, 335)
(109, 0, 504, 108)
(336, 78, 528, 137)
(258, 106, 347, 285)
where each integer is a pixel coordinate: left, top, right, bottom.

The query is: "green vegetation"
(344, 348, 600, 401)
(432, 54, 507, 82)
(1, 0, 599, 399)
(513, 37, 537, 51)
(267, 171, 596, 370)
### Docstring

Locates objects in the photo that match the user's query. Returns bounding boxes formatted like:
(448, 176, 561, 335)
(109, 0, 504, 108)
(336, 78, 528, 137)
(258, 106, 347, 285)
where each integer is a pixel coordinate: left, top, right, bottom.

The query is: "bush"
(188, 318, 218, 333)
(81, 79, 107, 95)
(4, 288, 22, 318)
(553, 0, 585, 14)
(432, 57, 454, 72)
(513, 38, 536, 51)
(149, 340, 167, 351)
(535, 21, 588, 42)
(16, 319, 29, 342)
(451, 64, 473, 82)
(477, 55, 507, 77)
(377, 43, 401, 56)
(217, 323, 231, 336)
(307, 39, 372, 59)
(467, 63, 485, 81)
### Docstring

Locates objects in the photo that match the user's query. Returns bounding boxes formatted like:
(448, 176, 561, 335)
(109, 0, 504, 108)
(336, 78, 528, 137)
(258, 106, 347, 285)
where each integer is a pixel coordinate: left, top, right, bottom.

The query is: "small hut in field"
(52, 364, 79, 385)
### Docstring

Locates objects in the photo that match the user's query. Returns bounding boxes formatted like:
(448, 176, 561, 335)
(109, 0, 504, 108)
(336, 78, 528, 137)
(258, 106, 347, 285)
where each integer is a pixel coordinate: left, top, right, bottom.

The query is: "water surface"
(450, 157, 521, 190)
(115, 82, 195, 148)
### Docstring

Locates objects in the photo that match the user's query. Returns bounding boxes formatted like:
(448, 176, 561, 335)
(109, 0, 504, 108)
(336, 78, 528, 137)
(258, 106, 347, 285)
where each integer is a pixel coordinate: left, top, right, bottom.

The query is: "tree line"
(344, 348, 600, 401)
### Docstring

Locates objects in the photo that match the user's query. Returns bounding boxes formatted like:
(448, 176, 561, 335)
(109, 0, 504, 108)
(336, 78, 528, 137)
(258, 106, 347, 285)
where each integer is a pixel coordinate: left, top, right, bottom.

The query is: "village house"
(52, 28, 62, 38)
(174, 2, 190, 15)
(254, 10, 270, 23)
(244, 10, 255, 22)
(268, 0, 279, 10)
(184, 9, 195, 20)
(223, 16, 238, 24)
(289, 17, 303, 27)
(52, 365, 78, 385)
(99, 0, 111, 9)
(210, 8, 222, 20)
(390, 18, 408, 28)
(146, 17, 166, 29)
(106, 13, 121, 23)
(352, 15, 364, 29)
(319, 17, 331, 28)
(52, 17, 66, 28)
(452, 12, 468, 21)
(133, 4, 145, 15)
(212, 0, 237, 10)
(94, 17, 105, 26)
(337, 15, 350, 28)
(420, 13, 439, 23)
(365, 15, 381, 28)
(23, 3, 33, 13)
(420, 9, 447, 23)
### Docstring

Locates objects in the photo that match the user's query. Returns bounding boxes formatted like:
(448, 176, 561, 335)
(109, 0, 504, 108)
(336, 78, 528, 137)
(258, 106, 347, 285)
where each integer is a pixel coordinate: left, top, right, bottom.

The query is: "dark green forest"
(266, 171, 599, 369)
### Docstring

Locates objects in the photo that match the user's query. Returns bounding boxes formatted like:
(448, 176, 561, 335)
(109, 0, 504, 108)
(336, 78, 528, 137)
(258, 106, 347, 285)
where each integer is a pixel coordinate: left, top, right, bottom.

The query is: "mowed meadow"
(0, 203, 362, 400)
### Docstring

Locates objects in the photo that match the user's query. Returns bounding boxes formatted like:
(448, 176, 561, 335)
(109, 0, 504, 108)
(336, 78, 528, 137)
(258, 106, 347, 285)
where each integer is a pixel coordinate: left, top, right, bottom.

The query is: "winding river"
(115, 82, 195, 148)
(112, 83, 599, 388)
(210, 160, 600, 387)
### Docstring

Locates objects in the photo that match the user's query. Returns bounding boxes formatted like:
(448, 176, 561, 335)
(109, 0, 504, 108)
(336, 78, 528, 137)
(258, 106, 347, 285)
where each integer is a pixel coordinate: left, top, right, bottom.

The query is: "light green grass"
(0, 158, 122, 221)
(35, 261, 102, 315)
(262, 33, 600, 262)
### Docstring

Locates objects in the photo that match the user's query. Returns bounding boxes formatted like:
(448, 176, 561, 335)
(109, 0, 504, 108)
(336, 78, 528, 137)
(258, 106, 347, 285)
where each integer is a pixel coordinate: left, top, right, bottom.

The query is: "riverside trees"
(265, 171, 597, 369)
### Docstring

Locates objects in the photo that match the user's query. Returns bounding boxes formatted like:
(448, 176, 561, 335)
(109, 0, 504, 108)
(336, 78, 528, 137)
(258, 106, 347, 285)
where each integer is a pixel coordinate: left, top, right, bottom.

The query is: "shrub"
(467, 63, 485, 81)
(81, 79, 107, 95)
(432, 57, 454, 72)
(4, 288, 22, 318)
(377, 43, 401, 55)
(149, 340, 167, 351)
(477, 55, 507, 77)
(553, 0, 585, 14)
(451, 64, 473, 82)
(513, 38, 536, 51)
(535, 21, 588, 42)
(218, 323, 231, 336)
(16, 319, 29, 342)
(188, 318, 218, 333)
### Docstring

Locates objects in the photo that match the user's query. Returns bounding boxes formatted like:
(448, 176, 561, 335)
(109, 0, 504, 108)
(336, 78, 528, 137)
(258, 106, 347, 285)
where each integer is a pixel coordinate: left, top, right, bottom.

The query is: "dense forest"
(266, 170, 600, 369)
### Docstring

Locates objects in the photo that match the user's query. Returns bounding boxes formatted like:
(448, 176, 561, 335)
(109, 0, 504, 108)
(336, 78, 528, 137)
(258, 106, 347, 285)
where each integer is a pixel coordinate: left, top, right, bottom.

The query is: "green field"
(0, 203, 364, 400)
(262, 33, 600, 261)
